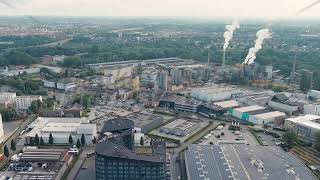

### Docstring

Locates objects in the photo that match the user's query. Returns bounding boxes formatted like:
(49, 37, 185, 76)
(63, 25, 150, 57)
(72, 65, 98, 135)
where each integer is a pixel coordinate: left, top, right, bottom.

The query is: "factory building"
(268, 94, 299, 115)
(25, 117, 97, 145)
(185, 144, 317, 180)
(157, 71, 168, 91)
(285, 115, 320, 142)
(197, 104, 227, 118)
(190, 86, 241, 102)
(304, 103, 320, 116)
(126, 112, 164, 133)
(160, 119, 200, 137)
(100, 118, 134, 150)
(214, 100, 240, 110)
(230, 105, 267, 120)
(307, 90, 320, 101)
(249, 111, 286, 125)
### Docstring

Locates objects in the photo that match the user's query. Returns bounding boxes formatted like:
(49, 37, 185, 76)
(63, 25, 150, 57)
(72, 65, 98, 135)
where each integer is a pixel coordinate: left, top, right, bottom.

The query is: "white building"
(304, 104, 320, 116)
(214, 100, 240, 109)
(102, 66, 133, 81)
(231, 105, 266, 120)
(25, 117, 97, 145)
(0, 68, 40, 77)
(43, 80, 56, 88)
(307, 90, 320, 101)
(0, 92, 16, 104)
(16, 96, 42, 110)
(285, 115, 320, 142)
(249, 111, 286, 125)
(0, 114, 4, 143)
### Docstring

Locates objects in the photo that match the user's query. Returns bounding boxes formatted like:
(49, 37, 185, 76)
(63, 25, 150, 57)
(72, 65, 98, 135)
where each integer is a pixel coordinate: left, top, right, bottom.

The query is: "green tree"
(282, 131, 298, 149)
(0, 108, 17, 121)
(40, 137, 45, 146)
(81, 134, 86, 145)
(76, 139, 81, 148)
(315, 131, 320, 152)
(69, 135, 74, 145)
(10, 139, 16, 151)
(92, 137, 97, 144)
(48, 133, 54, 145)
(3, 145, 9, 158)
(30, 101, 39, 114)
(300, 71, 312, 92)
(140, 136, 144, 146)
(29, 137, 34, 146)
(34, 134, 39, 146)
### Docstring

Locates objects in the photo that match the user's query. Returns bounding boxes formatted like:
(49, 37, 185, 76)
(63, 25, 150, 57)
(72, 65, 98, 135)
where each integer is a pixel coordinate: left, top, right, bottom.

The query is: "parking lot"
(197, 123, 258, 146)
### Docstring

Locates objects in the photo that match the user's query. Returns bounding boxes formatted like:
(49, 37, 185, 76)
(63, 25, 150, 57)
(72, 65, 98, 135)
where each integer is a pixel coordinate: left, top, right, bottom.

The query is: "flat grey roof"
(185, 144, 317, 180)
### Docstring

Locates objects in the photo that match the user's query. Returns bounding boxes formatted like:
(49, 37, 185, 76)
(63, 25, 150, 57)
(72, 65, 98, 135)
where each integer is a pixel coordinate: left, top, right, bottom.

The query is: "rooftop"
(96, 140, 165, 163)
(185, 144, 317, 180)
(234, 105, 266, 113)
(286, 115, 320, 130)
(101, 118, 134, 133)
(254, 111, 286, 119)
(214, 100, 240, 108)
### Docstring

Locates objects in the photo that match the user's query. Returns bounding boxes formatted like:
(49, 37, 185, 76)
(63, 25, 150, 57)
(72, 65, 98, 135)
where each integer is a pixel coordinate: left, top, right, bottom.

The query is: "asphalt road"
(67, 147, 95, 180)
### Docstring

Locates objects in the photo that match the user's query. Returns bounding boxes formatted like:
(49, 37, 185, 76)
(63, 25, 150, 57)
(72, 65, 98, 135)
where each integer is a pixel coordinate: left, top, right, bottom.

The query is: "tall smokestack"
(222, 50, 226, 67)
(242, 29, 272, 65)
(207, 49, 210, 65)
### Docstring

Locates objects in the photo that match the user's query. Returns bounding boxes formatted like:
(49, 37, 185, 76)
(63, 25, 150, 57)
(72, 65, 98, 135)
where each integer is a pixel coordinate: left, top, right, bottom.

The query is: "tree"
(48, 133, 54, 145)
(40, 137, 45, 146)
(282, 131, 298, 149)
(315, 131, 320, 152)
(92, 137, 97, 144)
(0, 107, 17, 121)
(76, 139, 81, 148)
(34, 134, 39, 146)
(3, 145, 9, 157)
(140, 136, 144, 146)
(81, 134, 86, 145)
(10, 140, 16, 151)
(69, 135, 74, 145)
(29, 137, 34, 146)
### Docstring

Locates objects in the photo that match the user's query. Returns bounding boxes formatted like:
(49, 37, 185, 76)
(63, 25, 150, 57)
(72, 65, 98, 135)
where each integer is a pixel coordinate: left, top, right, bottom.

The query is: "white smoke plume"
(223, 20, 240, 51)
(242, 29, 272, 65)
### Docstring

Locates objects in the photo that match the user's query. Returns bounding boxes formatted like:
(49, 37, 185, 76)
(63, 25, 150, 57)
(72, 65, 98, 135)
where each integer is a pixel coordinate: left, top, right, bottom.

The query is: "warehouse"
(126, 112, 164, 133)
(249, 111, 286, 125)
(230, 105, 266, 120)
(268, 94, 299, 115)
(159, 119, 200, 137)
(25, 117, 97, 145)
(185, 144, 317, 180)
(285, 114, 320, 142)
(214, 100, 240, 110)
(197, 104, 227, 118)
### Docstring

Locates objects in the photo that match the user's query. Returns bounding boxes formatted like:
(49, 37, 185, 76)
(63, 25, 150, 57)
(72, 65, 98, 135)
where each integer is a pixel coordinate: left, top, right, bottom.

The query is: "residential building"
(157, 71, 168, 91)
(0, 92, 16, 104)
(16, 96, 42, 110)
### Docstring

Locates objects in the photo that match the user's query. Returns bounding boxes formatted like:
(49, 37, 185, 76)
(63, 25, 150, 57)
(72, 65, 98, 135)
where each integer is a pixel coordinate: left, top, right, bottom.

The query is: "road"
(67, 147, 94, 180)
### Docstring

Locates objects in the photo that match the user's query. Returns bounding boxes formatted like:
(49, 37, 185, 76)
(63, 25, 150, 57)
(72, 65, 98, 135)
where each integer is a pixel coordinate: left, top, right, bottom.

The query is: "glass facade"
(96, 154, 165, 180)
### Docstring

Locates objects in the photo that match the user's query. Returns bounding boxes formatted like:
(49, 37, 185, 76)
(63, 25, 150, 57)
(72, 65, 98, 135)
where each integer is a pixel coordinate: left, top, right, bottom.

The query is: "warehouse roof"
(286, 115, 320, 130)
(214, 100, 240, 108)
(185, 144, 317, 180)
(102, 118, 134, 133)
(234, 105, 266, 113)
(254, 111, 286, 119)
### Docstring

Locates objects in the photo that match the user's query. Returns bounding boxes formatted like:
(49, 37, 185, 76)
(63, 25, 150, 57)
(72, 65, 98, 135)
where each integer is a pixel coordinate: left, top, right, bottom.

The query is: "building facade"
(16, 96, 42, 110)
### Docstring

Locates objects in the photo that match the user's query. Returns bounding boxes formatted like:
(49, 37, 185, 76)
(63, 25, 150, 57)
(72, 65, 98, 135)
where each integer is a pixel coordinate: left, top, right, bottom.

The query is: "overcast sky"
(0, 0, 319, 18)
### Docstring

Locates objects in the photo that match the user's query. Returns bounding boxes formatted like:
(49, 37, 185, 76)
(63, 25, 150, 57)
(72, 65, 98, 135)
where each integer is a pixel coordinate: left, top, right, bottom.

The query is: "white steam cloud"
(223, 20, 240, 51)
(242, 28, 272, 65)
